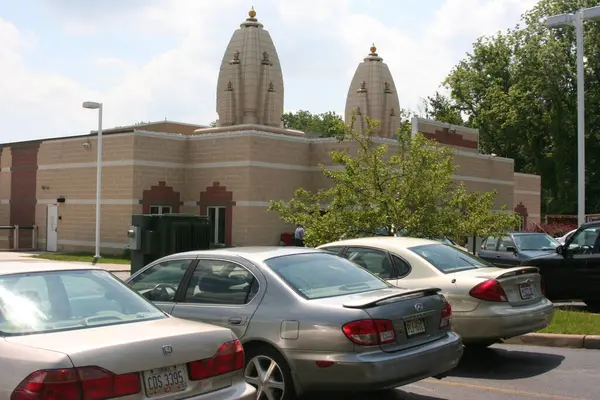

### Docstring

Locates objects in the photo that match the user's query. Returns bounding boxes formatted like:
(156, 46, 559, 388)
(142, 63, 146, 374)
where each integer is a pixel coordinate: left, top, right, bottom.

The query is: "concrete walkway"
(0, 251, 130, 272)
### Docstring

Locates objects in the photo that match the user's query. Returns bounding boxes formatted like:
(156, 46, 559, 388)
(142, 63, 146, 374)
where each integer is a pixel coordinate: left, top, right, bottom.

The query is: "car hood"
(519, 252, 562, 264)
(518, 250, 556, 259)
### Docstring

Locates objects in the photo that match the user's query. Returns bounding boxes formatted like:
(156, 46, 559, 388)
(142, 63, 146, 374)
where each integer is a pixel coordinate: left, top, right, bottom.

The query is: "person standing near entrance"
(294, 224, 306, 247)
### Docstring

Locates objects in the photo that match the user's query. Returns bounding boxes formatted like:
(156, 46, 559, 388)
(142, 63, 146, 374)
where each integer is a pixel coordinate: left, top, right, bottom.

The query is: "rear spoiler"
(494, 266, 539, 279)
(343, 288, 441, 309)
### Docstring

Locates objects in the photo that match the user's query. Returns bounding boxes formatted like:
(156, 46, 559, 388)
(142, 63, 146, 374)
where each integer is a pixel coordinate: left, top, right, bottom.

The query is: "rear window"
(408, 244, 493, 273)
(0, 269, 165, 336)
(264, 253, 391, 300)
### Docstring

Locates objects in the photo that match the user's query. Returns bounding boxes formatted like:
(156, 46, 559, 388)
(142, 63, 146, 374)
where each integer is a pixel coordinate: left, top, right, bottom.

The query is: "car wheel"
(584, 300, 600, 313)
(244, 345, 296, 400)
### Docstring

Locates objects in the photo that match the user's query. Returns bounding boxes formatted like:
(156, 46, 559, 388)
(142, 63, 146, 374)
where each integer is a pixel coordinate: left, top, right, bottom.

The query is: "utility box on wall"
(129, 214, 211, 274)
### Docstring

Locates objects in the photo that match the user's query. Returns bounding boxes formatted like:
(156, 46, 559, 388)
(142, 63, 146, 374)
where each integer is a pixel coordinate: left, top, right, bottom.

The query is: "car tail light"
(342, 319, 396, 346)
(187, 339, 245, 381)
(11, 366, 141, 400)
(469, 279, 508, 302)
(439, 299, 452, 329)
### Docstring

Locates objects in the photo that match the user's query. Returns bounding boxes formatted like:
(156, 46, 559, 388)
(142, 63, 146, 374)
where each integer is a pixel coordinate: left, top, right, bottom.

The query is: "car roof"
(0, 261, 103, 276)
(317, 236, 439, 251)
(166, 246, 327, 264)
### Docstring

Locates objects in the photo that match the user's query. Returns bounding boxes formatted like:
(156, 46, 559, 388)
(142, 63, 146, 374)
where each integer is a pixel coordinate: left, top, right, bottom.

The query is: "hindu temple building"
(0, 8, 541, 253)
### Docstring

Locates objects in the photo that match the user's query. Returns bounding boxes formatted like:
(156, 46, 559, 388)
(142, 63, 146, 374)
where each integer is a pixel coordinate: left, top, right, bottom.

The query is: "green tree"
(422, 92, 465, 126)
(281, 110, 346, 138)
(438, 0, 600, 214)
(268, 116, 519, 247)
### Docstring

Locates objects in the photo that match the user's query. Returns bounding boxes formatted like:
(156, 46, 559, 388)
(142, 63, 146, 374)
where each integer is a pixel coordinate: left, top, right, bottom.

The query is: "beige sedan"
(0, 262, 255, 400)
(318, 237, 555, 347)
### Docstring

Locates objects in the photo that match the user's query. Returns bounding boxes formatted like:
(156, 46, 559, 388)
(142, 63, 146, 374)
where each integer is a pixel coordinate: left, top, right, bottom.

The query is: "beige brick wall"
(38, 134, 134, 164)
(231, 205, 291, 246)
(514, 173, 542, 224)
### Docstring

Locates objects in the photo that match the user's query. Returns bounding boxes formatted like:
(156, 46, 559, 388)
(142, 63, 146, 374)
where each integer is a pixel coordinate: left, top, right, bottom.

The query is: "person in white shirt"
(294, 224, 305, 247)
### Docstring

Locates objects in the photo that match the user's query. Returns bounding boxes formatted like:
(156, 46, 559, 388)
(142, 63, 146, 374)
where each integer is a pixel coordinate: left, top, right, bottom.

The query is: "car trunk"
(460, 266, 544, 307)
(5, 317, 234, 374)
(340, 287, 448, 353)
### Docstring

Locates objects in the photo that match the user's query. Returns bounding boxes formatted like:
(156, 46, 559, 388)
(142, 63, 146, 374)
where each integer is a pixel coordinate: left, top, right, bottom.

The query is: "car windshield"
(408, 243, 494, 273)
(0, 269, 165, 336)
(264, 252, 392, 300)
(513, 234, 559, 251)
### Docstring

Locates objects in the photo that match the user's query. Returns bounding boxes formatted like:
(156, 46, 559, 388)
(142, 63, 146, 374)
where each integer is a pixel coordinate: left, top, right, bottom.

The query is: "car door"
(127, 258, 197, 314)
(561, 226, 600, 301)
(494, 235, 520, 267)
(476, 236, 499, 263)
(169, 257, 265, 339)
(343, 247, 403, 281)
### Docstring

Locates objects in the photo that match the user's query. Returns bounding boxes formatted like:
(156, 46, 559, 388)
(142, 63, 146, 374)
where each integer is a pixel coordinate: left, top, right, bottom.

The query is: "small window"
(391, 255, 411, 277)
(409, 243, 494, 274)
(208, 207, 227, 244)
(129, 259, 192, 302)
(183, 260, 258, 305)
(482, 237, 498, 251)
(149, 205, 172, 215)
(320, 246, 343, 255)
(346, 247, 397, 279)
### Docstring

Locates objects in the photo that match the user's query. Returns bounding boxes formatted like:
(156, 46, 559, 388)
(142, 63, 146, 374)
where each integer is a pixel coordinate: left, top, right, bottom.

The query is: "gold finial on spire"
(248, 6, 256, 18)
(370, 43, 377, 54)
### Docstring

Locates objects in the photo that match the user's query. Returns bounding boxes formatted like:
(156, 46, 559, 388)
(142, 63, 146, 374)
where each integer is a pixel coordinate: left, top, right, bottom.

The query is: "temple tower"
(215, 7, 284, 127)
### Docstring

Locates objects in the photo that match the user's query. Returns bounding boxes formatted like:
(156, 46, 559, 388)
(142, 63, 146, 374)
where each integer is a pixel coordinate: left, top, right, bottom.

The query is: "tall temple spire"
(215, 7, 284, 128)
(344, 44, 401, 138)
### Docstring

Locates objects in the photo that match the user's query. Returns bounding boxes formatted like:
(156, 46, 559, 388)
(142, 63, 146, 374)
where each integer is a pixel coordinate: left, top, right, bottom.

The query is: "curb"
(503, 333, 600, 349)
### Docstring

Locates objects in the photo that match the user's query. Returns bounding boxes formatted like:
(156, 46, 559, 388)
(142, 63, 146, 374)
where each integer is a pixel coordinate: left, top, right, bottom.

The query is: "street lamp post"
(546, 6, 600, 227)
(82, 101, 103, 258)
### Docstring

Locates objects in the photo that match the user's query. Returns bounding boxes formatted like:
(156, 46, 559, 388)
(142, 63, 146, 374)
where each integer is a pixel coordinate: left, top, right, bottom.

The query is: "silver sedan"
(0, 262, 255, 400)
(126, 247, 464, 400)
(318, 237, 555, 347)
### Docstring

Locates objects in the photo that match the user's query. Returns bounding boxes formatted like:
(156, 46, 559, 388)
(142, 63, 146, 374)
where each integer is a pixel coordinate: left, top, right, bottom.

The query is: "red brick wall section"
(9, 142, 41, 249)
(422, 128, 478, 149)
(198, 182, 235, 246)
(515, 202, 529, 230)
(140, 181, 182, 213)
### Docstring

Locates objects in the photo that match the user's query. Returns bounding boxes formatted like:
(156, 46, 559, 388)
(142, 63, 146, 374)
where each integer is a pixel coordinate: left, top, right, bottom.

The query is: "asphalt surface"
(307, 344, 599, 400)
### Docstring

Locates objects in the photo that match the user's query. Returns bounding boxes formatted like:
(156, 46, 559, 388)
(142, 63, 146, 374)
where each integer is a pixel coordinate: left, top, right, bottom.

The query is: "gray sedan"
(126, 247, 464, 399)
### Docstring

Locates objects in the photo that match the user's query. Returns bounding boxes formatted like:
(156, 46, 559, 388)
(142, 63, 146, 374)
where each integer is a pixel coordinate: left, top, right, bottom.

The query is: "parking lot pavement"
(307, 344, 599, 400)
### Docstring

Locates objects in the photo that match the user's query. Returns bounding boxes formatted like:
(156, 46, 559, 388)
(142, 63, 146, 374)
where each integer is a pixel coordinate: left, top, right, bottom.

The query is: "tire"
(244, 344, 297, 400)
(584, 300, 600, 313)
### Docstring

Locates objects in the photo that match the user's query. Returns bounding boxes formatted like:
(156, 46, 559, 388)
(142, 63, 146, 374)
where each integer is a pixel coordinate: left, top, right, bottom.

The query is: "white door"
(46, 204, 59, 252)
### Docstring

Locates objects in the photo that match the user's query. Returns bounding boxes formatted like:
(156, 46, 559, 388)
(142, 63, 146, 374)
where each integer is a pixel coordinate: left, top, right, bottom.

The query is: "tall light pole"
(546, 6, 600, 227)
(82, 101, 103, 258)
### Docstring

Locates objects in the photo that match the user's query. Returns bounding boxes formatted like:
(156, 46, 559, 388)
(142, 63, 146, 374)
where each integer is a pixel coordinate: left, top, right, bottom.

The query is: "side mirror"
(556, 245, 564, 255)
(506, 246, 517, 253)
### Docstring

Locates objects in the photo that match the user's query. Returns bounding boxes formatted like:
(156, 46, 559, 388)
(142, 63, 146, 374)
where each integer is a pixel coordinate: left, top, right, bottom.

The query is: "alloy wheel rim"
(244, 355, 286, 400)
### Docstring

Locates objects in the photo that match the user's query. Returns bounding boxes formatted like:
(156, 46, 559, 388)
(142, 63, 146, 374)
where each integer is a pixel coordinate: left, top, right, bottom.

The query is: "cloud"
(0, 0, 535, 142)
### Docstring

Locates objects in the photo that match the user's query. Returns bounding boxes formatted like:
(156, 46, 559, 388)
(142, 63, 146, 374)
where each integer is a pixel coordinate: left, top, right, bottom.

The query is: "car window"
(320, 246, 344, 255)
(183, 260, 259, 305)
(264, 252, 391, 300)
(481, 237, 497, 251)
(391, 255, 411, 277)
(346, 247, 397, 279)
(497, 236, 515, 252)
(567, 227, 600, 254)
(408, 243, 494, 274)
(513, 234, 559, 251)
(0, 269, 164, 336)
(128, 259, 192, 302)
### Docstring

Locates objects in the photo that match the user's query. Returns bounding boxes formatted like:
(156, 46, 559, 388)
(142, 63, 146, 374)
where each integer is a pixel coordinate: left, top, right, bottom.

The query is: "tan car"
(0, 262, 255, 400)
(318, 237, 555, 348)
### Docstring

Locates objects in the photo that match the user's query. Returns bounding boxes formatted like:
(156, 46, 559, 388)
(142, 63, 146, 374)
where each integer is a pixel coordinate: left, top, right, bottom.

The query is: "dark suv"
(481, 222, 600, 311)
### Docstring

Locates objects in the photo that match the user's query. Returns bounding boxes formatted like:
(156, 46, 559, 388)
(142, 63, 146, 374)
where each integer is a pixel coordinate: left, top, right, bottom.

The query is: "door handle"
(228, 317, 244, 325)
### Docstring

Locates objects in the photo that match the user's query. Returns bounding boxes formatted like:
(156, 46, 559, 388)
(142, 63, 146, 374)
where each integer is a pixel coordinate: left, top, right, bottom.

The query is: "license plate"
(519, 283, 535, 300)
(405, 318, 426, 337)
(143, 365, 188, 397)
